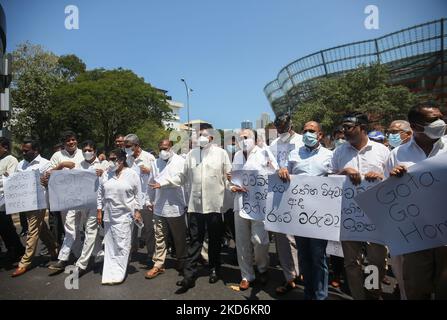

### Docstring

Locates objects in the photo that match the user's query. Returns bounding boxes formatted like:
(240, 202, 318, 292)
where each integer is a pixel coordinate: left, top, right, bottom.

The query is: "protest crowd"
(0, 101, 446, 300)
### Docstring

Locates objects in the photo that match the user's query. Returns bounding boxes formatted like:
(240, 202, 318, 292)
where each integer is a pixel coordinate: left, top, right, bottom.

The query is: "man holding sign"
(385, 103, 447, 300)
(47, 131, 85, 272)
(331, 112, 390, 300)
(231, 128, 278, 290)
(11, 139, 58, 277)
(278, 121, 333, 300)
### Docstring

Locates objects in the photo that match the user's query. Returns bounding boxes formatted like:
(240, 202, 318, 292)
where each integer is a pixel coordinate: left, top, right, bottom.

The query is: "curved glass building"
(264, 19, 447, 116)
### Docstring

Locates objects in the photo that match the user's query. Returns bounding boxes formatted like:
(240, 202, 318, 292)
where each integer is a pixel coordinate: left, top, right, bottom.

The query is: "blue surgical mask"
(303, 132, 318, 147)
(226, 145, 236, 153)
(388, 133, 402, 148)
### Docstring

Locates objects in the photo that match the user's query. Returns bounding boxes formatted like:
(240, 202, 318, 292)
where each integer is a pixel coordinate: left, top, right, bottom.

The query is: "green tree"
(291, 63, 418, 134)
(9, 42, 65, 156)
(51, 68, 172, 152)
(135, 119, 170, 153)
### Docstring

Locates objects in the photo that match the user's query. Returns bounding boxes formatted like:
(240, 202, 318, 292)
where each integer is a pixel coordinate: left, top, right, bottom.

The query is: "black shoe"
(209, 268, 220, 284)
(258, 271, 269, 285)
(175, 279, 195, 294)
(48, 260, 68, 271)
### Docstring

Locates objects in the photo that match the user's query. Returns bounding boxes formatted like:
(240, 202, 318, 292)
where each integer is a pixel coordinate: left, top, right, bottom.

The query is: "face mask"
(125, 147, 134, 157)
(23, 151, 36, 163)
(279, 132, 290, 142)
(83, 151, 95, 161)
(334, 139, 345, 148)
(159, 150, 172, 160)
(226, 145, 236, 153)
(388, 133, 402, 148)
(302, 132, 318, 147)
(239, 138, 255, 152)
(198, 136, 210, 148)
(423, 119, 446, 139)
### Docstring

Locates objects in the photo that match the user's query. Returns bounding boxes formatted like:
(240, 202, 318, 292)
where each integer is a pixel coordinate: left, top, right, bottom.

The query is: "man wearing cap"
(331, 112, 390, 300)
(368, 131, 385, 144)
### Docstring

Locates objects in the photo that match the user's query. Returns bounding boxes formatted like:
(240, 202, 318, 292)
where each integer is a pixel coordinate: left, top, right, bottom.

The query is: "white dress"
(97, 168, 142, 284)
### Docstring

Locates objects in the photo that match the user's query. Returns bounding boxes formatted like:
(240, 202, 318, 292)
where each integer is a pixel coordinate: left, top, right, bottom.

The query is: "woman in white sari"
(97, 149, 142, 285)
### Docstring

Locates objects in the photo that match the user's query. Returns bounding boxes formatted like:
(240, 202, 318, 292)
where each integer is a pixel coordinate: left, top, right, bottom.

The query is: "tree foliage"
(291, 63, 418, 134)
(9, 42, 172, 157)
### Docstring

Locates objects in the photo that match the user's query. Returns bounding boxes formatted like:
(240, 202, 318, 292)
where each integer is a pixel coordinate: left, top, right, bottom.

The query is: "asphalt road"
(0, 241, 353, 300)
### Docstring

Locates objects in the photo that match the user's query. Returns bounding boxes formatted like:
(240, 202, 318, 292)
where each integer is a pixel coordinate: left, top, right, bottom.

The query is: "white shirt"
(161, 144, 232, 214)
(289, 144, 333, 176)
(331, 138, 390, 176)
(149, 154, 186, 217)
(0, 154, 18, 208)
(385, 136, 447, 177)
(127, 150, 156, 204)
(126, 149, 155, 169)
(97, 168, 142, 223)
(17, 155, 51, 174)
(269, 132, 304, 168)
(50, 148, 84, 169)
(80, 157, 109, 172)
(232, 146, 279, 219)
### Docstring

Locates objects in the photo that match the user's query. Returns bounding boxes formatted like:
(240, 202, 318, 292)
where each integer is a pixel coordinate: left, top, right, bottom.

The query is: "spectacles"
(109, 157, 117, 161)
(341, 124, 357, 131)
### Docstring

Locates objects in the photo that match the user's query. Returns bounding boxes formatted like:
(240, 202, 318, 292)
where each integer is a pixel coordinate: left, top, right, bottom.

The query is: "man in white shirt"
(144, 139, 187, 280)
(278, 121, 333, 299)
(231, 129, 278, 290)
(124, 134, 156, 264)
(48, 131, 85, 271)
(152, 125, 232, 294)
(386, 103, 447, 299)
(11, 138, 58, 277)
(386, 120, 412, 149)
(0, 137, 25, 263)
(331, 112, 390, 300)
(72, 140, 108, 275)
(269, 114, 303, 290)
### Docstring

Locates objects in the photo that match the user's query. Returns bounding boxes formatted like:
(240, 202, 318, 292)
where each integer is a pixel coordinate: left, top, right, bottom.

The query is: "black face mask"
(23, 151, 37, 163)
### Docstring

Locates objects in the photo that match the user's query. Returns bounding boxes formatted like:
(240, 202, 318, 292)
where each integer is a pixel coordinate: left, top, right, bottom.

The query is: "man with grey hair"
(124, 133, 156, 264)
(387, 120, 412, 149)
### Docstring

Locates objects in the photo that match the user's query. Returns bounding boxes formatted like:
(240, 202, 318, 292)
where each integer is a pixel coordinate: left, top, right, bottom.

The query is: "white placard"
(231, 170, 269, 221)
(4, 170, 47, 214)
(49, 169, 99, 211)
(340, 179, 384, 244)
(264, 174, 345, 241)
(355, 153, 447, 256)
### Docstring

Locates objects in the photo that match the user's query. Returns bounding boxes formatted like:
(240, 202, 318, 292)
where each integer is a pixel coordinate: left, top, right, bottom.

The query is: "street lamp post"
(180, 78, 193, 131)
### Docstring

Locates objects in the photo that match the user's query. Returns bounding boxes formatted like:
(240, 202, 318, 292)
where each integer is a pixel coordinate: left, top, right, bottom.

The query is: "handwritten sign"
(340, 179, 383, 244)
(49, 169, 99, 211)
(231, 170, 269, 221)
(4, 170, 47, 215)
(355, 153, 447, 256)
(264, 174, 345, 241)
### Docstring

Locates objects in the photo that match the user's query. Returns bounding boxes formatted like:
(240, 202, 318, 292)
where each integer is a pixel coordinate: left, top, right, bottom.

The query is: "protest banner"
(340, 179, 384, 244)
(231, 170, 269, 221)
(4, 170, 47, 215)
(355, 152, 447, 256)
(49, 169, 98, 211)
(264, 174, 345, 241)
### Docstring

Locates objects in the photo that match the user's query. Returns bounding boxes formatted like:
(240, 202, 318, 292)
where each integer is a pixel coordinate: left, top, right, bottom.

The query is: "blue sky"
(2, 0, 446, 129)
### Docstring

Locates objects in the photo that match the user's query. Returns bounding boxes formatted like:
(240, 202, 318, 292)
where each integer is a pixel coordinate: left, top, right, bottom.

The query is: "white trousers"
(235, 212, 269, 281)
(75, 209, 101, 270)
(58, 210, 82, 261)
